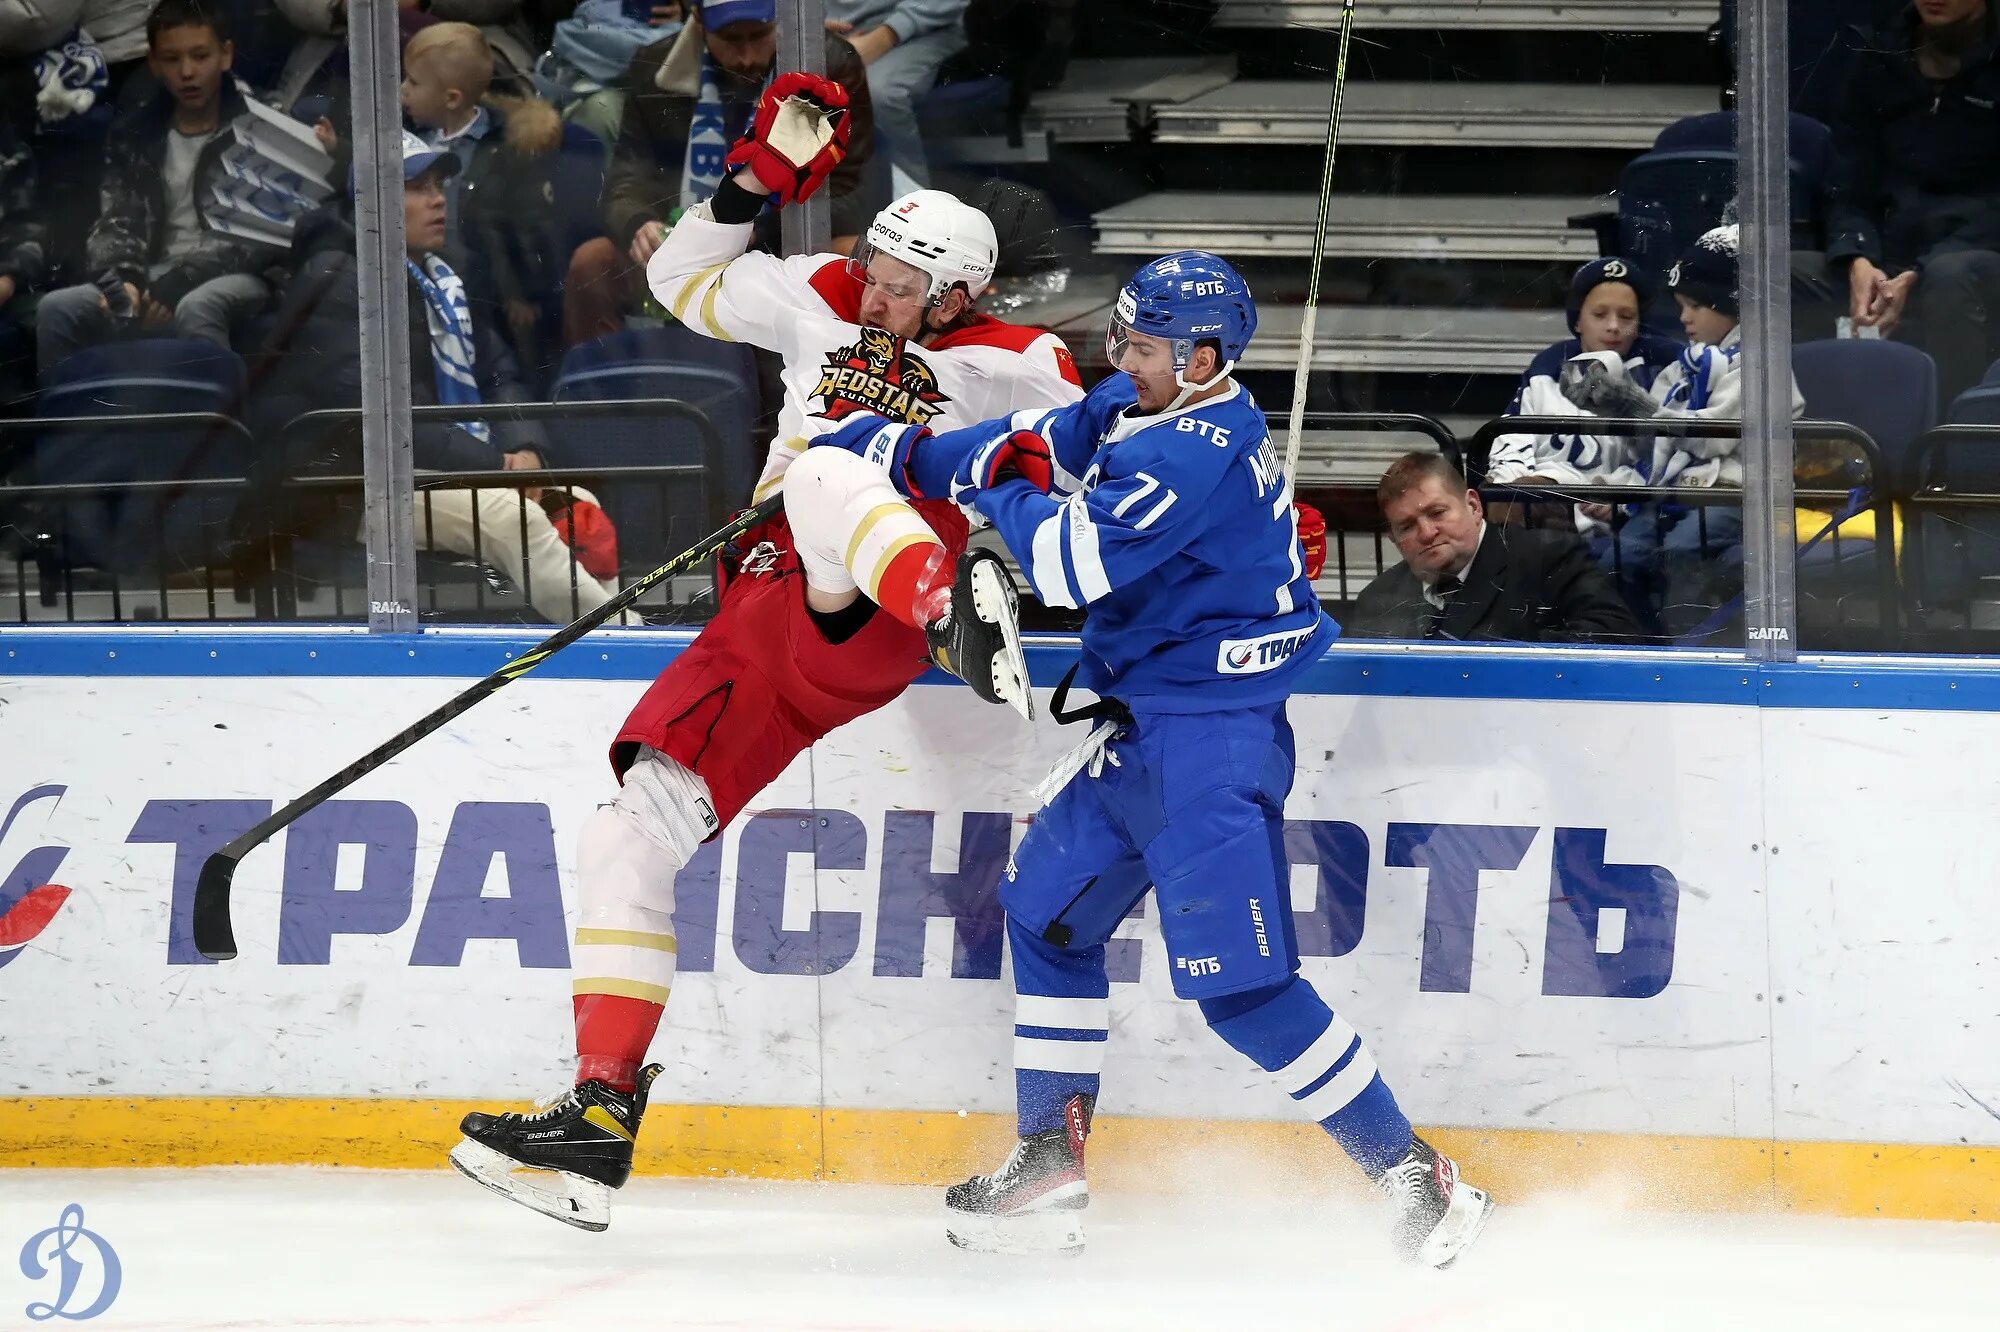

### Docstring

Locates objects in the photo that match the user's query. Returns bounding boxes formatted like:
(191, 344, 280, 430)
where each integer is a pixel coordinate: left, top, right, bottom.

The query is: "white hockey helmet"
(850, 189, 998, 304)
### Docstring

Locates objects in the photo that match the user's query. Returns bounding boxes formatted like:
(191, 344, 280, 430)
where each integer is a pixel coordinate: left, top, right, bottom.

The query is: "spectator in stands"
(561, 0, 880, 347)
(402, 22, 566, 364)
(36, 0, 276, 374)
(1563, 225, 1805, 635)
(250, 132, 625, 625)
(0, 59, 46, 402)
(1828, 0, 2000, 402)
(1486, 256, 1682, 526)
(1345, 452, 1640, 643)
(825, 0, 967, 191)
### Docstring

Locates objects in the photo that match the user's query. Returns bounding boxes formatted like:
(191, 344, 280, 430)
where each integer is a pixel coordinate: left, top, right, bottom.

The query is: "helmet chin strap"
(1166, 356, 1235, 412)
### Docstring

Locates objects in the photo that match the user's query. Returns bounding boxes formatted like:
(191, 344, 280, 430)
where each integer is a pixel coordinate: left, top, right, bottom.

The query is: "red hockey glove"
(1295, 500, 1326, 580)
(953, 429, 1054, 503)
(724, 72, 850, 206)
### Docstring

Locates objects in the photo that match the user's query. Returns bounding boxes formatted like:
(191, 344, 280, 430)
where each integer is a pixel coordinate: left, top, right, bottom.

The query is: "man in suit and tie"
(1344, 452, 1642, 644)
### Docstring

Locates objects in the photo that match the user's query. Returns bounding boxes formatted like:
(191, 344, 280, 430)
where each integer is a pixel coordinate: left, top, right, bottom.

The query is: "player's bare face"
(856, 253, 934, 340)
(1110, 327, 1202, 413)
(1576, 283, 1640, 357)
(1385, 476, 1484, 582)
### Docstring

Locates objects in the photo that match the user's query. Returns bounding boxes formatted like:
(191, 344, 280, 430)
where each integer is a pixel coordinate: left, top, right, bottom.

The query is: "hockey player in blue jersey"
(813, 252, 1495, 1268)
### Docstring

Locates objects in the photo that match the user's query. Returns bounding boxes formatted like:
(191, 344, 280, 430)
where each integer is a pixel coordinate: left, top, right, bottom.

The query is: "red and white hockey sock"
(571, 751, 713, 1092)
(785, 446, 950, 629)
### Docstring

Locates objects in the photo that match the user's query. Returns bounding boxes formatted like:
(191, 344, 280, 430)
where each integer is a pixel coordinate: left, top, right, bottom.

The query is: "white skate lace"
(1029, 720, 1123, 807)
(512, 1087, 584, 1124)
(1377, 1158, 1425, 1206)
(980, 1139, 1033, 1192)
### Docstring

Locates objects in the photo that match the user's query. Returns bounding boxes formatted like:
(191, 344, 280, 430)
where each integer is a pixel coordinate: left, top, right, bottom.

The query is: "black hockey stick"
(191, 494, 782, 962)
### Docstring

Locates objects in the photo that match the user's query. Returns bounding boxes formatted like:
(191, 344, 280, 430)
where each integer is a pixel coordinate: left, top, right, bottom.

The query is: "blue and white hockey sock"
(1199, 977, 1413, 1178)
(1008, 917, 1110, 1136)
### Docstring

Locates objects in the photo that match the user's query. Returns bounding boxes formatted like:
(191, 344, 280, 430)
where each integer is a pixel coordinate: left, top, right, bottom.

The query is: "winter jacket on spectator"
(79, 0, 152, 62)
(86, 77, 277, 307)
(1487, 333, 1683, 486)
(0, 0, 84, 55)
(0, 62, 46, 292)
(249, 206, 549, 485)
(439, 93, 568, 324)
(1826, 3, 2000, 272)
(826, 0, 965, 45)
(603, 20, 878, 252)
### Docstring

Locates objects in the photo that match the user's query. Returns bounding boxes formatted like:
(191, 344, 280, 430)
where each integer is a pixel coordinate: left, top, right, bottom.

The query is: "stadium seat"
(552, 326, 757, 566)
(32, 339, 255, 580)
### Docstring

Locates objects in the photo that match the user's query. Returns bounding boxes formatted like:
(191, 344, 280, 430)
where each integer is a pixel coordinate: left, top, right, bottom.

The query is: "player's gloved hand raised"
(809, 414, 931, 498)
(725, 72, 850, 206)
(950, 429, 1054, 506)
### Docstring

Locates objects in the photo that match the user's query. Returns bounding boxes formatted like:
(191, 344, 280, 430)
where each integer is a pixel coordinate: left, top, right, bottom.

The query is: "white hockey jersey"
(646, 206, 1085, 500)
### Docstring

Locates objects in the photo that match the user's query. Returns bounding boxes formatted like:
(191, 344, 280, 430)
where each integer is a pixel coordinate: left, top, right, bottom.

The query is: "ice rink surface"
(8, 1168, 2000, 1331)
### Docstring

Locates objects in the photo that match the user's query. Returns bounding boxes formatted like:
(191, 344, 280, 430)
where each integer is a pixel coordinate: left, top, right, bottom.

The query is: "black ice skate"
(926, 548, 1034, 721)
(944, 1093, 1091, 1255)
(1379, 1134, 1494, 1268)
(449, 1063, 663, 1232)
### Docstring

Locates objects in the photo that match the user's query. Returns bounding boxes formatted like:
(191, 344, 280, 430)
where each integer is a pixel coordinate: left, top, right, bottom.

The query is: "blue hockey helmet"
(1106, 251, 1258, 393)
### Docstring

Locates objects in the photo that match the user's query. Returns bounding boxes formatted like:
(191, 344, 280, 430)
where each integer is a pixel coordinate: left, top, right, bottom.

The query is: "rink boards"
(4, 628, 2000, 1221)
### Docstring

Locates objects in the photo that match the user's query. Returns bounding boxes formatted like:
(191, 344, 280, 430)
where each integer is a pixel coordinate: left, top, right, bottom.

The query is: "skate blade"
(968, 558, 1034, 722)
(449, 1137, 612, 1233)
(1419, 1183, 1495, 1270)
(944, 1205, 1085, 1257)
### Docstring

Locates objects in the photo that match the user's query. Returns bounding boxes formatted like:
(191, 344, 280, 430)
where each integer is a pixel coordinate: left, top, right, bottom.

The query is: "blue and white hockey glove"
(809, 413, 931, 497)
(947, 428, 1054, 506)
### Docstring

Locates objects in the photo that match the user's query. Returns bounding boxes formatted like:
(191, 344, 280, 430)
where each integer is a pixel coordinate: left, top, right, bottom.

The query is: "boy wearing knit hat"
(1487, 256, 1682, 508)
(1563, 224, 1805, 634)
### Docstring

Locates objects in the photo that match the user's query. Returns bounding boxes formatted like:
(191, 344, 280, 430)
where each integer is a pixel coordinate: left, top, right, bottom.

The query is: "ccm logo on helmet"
(1216, 626, 1316, 675)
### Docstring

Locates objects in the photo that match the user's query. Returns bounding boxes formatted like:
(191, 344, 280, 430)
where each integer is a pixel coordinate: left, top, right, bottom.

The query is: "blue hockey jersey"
(913, 375, 1335, 712)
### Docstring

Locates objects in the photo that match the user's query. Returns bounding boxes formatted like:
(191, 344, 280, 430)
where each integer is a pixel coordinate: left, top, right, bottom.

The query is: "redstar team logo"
(0, 785, 70, 971)
(811, 328, 951, 426)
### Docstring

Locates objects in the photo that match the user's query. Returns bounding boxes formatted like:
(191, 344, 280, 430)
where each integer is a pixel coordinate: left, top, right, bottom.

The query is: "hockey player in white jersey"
(815, 252, 1496, 1268)
(448, 73, 1082, 1232)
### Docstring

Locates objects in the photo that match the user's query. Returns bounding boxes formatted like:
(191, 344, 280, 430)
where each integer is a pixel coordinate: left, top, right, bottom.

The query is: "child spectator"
(36, 0, 276, 374)
(1563, 225, 1806, 634)
(401, 22, 566, 363)
(1486, 256, 1683, 499)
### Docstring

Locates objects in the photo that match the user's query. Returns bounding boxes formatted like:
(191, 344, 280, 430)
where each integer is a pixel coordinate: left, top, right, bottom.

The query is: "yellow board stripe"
(574, 928, 679, 953)
(671, 262, 730, 326)
(572, 977, 672, 1003)
(1, 1099, 1994, 1222)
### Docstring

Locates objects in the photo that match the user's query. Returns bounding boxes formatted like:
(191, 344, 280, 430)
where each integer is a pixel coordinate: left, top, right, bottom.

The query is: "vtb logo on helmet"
(1105, 250, 1258, 409)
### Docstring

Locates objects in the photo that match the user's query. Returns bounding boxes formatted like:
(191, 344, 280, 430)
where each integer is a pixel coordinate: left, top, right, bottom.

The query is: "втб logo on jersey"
(0, 786, 71, 971)
(812, 328, 950, 426)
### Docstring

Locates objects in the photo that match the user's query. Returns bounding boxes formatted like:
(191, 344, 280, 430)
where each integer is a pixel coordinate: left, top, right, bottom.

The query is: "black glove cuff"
(709, 175, 767, 226)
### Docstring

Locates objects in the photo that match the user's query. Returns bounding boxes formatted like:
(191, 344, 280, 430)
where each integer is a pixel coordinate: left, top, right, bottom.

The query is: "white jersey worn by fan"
(645, 205, 1084, 499)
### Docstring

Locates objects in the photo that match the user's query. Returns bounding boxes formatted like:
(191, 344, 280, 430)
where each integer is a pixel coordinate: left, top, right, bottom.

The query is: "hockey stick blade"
(189, 494, 783, 962)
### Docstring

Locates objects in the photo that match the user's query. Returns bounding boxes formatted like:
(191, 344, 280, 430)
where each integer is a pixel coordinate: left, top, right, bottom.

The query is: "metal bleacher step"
(1029, 56, 1242, 142)
(1091, 191, 1606, 263)
(1291, 416, 1480, 485)
(1151, 80, 1717, 149)
(1235, 304, 1569, 374)
(1212, 0, 1719, 31)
